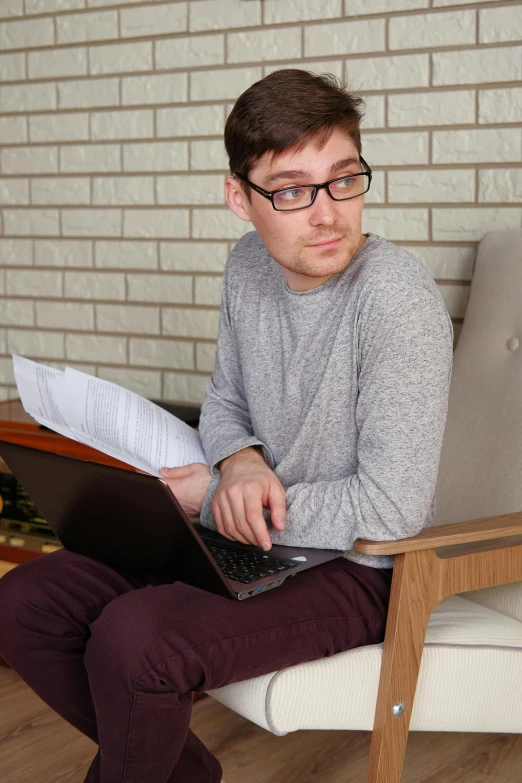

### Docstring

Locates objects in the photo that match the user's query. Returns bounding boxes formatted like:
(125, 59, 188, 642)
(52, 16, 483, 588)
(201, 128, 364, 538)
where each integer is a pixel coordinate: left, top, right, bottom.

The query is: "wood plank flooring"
(1, 664, 521, 783)
(0, 559, 17, 577)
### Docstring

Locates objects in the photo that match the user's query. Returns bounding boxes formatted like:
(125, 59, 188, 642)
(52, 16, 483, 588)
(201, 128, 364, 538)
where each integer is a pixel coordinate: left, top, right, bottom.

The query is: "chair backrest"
(434, 230, 522, 621)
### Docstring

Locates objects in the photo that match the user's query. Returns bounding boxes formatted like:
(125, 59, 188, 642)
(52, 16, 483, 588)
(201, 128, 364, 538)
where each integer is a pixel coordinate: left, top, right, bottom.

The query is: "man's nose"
(308, 186, 337, 224)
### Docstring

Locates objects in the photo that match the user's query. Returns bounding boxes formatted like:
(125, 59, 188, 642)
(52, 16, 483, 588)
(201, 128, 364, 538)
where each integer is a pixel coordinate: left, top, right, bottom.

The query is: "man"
(0, 70, 453, 783)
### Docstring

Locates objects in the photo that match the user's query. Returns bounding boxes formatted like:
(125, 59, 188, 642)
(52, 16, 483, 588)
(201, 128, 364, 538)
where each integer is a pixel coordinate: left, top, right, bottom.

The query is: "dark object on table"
(149, 401, 201, 427)
(0, 472, 55, 539)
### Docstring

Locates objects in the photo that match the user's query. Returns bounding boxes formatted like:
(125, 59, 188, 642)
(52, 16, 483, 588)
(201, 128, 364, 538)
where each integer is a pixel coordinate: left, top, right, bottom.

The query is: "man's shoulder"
(357, 235, 453, 343)
(359, 233, 443, 307)
(224, 230, 273, 289)
(228, 230, 266, 265)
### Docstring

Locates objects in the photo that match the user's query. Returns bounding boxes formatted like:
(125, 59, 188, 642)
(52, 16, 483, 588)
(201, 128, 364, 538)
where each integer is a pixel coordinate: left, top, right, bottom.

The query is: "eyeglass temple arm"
(233, 173, 272, 198)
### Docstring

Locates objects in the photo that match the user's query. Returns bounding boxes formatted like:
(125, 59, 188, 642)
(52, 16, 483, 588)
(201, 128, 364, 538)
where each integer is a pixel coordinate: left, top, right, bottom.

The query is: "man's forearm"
(217, 445, 265, 473)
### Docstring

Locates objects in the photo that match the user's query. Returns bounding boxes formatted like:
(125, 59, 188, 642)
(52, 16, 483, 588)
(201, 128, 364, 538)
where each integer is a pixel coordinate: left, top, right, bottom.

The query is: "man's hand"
(212, 448, 286, 551)
(159, 462, 212, 517)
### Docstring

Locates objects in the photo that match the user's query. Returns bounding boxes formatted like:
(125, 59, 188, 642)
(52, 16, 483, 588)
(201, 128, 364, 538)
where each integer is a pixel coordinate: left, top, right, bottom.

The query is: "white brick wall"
(479, 5, 522, 44)
(0, 238, 32, 266)
(120, 2, 187, 39)
(4, 208, 60, 235)
(66, 333, 127, 363)
(228, 27, 302, 63)
(27, 48, 88, 79)
(6, 269, 62, 297)
(96, 303, 160, 334)
(62, 208, 121, 236)
(191, 67, 262, 102)
(0, 0, 520, 403)
(64, 271, 126, 300)
(265, 0, 341, 24)
(196, 341, 217, 372)
(189, 0, 260, 32)
(156, 34, 224, 69)
(36, 301, 94, 330)
(95, 240, 157, 269)
(58, 77, 119, 109)
(30, 113, 90, 143)
(479, 170, 522, 203)
(2, 147, 58, 174)
(389, 9, 476, 50)
(127, 273, 192, 303)
(35, 239, 92, 267)
(122, 72, 188, 106)
(388, 90, 475, 127)
(8, 329, 65, 360)
(123, 141, 188, 172)
(1, 82, 57, 112)
(89, 40, 153, 75)
(432, 46, 522, 85)
(122, 209, 189, 238)
(156, 105, 224, 137)
(478, 87, 522, 124)
(129, 336, 194, 369)
(306, 19, 385, 57)
(388, 170, 475, 203)
(56, 9, 118, 44)
(91, 109, 154, 140)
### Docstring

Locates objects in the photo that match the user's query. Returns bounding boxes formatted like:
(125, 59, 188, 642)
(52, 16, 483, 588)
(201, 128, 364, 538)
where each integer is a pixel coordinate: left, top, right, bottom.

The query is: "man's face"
(225, 126, 367, 292)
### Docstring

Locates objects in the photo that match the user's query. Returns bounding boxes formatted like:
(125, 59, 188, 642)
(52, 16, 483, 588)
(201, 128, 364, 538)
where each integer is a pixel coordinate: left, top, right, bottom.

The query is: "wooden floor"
(1, 664, 521, 783)
(0, 559, 17, 577)
(1, 558, 521, 782)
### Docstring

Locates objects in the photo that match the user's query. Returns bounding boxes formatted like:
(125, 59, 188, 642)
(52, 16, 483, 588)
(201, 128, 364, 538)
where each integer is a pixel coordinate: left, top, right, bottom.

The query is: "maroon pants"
(0, 548, 393, 783)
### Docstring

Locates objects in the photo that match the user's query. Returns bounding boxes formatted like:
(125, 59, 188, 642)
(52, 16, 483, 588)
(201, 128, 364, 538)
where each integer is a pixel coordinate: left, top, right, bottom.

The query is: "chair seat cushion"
(206, 594, 522, 735)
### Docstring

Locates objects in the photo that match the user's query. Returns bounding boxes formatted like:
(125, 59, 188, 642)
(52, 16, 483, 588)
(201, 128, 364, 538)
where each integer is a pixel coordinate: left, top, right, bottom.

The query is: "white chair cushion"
(206, 594, 522, 735)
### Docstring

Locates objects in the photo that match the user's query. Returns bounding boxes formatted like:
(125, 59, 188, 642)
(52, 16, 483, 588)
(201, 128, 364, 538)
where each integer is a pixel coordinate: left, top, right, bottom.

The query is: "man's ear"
(225, 176, 253, 222)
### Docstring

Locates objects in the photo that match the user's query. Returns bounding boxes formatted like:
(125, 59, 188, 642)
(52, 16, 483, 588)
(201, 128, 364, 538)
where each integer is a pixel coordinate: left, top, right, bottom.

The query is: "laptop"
(0, 439, 345, 600)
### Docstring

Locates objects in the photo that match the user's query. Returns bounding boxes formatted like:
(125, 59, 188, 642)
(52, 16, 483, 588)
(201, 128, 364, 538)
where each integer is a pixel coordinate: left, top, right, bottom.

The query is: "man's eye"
(279, 188, 303, 200)
(336, 176, 355, 186)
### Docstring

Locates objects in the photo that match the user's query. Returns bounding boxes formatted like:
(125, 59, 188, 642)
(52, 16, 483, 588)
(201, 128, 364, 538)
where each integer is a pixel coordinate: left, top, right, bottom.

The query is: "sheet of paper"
(13, 355, 73, 436)
(60, 369, 209, 475)
(12, 355, 209, 476)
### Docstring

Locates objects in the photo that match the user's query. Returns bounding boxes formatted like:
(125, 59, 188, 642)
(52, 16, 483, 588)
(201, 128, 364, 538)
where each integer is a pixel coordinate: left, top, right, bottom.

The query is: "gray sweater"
(198, 230, 453, 570)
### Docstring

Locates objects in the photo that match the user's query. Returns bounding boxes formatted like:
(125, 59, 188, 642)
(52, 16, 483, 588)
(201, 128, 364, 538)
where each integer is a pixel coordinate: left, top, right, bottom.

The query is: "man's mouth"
(308, 236, 343, 248)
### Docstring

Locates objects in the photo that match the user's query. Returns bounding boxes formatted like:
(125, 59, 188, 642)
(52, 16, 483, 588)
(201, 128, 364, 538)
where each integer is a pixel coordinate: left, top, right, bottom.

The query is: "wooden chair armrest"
(354, 509, 522, 555)
(365, 511, 522, 783)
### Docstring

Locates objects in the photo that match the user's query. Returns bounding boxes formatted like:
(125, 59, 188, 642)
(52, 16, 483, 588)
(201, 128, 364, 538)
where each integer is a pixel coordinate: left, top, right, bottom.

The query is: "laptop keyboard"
(203, 541, 300, 584)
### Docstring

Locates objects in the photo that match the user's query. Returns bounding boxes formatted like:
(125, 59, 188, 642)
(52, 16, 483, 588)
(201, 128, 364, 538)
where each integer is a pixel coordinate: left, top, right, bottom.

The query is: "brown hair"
(224, 69, 366, 201)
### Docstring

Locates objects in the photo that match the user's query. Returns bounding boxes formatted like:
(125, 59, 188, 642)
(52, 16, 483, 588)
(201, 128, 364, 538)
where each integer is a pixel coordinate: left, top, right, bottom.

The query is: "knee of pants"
(0, 558, 44, 658)
(0, 549, 81, 658)
(85, 585, 195, 693)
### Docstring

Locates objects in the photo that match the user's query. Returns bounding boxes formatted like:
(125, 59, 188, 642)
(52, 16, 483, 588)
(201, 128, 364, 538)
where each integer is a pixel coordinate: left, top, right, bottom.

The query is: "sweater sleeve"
(266, 287, 454, 551)
(197, 250, 275, 529)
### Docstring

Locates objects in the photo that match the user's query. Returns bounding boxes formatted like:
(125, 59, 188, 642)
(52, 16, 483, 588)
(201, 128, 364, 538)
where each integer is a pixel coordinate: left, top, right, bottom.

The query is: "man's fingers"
(243, 495, 272, 550)
(160, 466, 193, 477)
(267, 482, 287, 530)
(212, 500, 233, 541)
(214, 494, 251, 545)
(224, 489, 258, 546)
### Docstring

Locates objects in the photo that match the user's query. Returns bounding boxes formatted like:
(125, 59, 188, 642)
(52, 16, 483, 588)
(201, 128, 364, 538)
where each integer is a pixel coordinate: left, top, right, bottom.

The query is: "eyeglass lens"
(272, 174, 369, 211)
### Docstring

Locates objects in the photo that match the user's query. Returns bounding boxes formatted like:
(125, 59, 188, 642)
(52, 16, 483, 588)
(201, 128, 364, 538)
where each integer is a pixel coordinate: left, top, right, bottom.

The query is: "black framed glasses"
(233, 156, 372, 212)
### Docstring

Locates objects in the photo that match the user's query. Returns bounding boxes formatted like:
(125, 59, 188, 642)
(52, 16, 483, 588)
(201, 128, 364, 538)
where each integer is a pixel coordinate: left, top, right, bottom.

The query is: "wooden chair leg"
(366, 551, 436, 783)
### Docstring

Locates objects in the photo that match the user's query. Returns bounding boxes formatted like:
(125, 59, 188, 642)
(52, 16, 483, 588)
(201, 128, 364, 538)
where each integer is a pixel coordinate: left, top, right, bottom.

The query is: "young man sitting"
(0, 69, 453, 783)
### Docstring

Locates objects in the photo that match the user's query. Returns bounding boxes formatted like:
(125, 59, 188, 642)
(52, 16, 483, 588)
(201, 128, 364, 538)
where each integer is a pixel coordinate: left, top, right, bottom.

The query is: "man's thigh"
(0, 546, 163, 635)
(86, 556, 393, 694)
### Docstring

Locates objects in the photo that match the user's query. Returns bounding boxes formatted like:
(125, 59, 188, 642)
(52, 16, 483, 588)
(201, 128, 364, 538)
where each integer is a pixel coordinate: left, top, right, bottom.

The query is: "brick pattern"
(1, 0, 521, 402)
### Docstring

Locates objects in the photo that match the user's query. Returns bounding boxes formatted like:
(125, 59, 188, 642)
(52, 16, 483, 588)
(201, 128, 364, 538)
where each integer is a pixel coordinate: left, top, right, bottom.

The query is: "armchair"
(205, 229, 522, 782)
